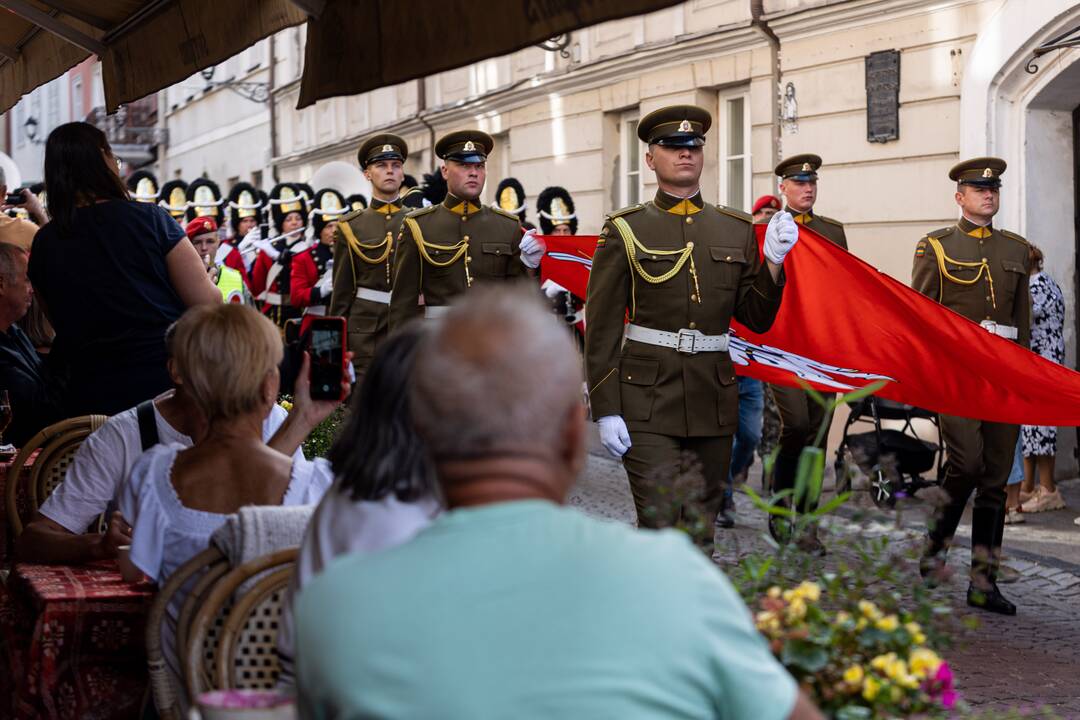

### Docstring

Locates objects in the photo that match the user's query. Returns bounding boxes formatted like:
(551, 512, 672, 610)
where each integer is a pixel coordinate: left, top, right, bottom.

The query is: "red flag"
(541, 229, 1080, 425)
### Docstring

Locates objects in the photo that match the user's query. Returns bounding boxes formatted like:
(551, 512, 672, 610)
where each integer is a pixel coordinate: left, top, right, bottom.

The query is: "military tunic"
(912, 216, 1031, 577)
(329, 198, 408, 377)
(389, 193, 526, 329)
(585, 190, 785, 529)
(770, 209, 848, 507)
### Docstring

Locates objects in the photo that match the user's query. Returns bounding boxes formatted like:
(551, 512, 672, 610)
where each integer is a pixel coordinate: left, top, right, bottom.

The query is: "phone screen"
(309, 324, 343, 400)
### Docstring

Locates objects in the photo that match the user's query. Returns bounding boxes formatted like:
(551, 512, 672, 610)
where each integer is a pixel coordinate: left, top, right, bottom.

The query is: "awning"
(0, 0, 681, 116)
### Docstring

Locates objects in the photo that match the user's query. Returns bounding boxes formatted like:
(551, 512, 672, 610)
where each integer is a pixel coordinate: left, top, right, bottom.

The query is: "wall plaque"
(866, 50, 900, 143)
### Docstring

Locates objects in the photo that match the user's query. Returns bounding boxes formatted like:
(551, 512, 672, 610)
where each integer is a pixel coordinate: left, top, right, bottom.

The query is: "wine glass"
(0, 390, 11, 448)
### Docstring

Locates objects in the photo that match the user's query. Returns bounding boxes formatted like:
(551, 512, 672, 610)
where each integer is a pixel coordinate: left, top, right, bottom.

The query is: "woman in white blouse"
(118, 303, 340, 682)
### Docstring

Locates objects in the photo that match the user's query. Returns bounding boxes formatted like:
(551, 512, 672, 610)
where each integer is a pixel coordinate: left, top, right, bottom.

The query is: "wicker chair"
(145, 547, 226, 720)
(184, 549, 298, 700)
(5, 415, 108, 537)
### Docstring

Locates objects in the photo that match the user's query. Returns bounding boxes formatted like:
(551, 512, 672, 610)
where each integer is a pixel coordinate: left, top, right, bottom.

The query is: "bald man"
(295, 286, 822, 720)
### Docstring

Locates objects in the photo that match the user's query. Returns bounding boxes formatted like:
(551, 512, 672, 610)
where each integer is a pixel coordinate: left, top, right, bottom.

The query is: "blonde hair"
(172, 304, 283, 422)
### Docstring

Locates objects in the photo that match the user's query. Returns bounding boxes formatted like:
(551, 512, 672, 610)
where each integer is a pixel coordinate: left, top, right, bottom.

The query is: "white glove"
(213, 242, 232, 268)
(598, 415, 631, 458)
(315, 267, 334, 297)
(255, 238, 280, 262)
(237, 227, 262, 269)
(541, 279, 568, 300)
(519, 228, 546, 269)
(763, 210, 799, 265)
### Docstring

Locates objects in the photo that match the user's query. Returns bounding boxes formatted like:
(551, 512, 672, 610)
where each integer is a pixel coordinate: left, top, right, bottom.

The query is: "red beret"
(752, 195, 781, 214)
(185, 216, 218, 240)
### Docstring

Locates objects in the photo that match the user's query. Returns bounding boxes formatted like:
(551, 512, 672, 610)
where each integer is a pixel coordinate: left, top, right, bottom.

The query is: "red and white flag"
(540, 227, 1080, 425)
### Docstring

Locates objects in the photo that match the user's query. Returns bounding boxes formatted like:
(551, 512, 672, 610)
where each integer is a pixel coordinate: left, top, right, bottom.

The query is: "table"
(0, 561, 154, 719)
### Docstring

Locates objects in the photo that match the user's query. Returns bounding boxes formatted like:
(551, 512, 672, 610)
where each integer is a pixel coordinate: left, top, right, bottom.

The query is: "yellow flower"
(862, 676, 881, 701)
(870, 653, 895, 672)
(843, 665, 864, 686)
(795, 581, 821, 602)
(909, 648, 943, 678)
(755, 610, 781, 635)
(767, 586, 782, 599)
(786, 597, 807, 621)
(905, 622, 927, 644)
(279, 400, 294, 412)
(884, 657, 908, 682)
(835, 611, 852, 626)
(858, 600, 883, 621)
(855, 617, 868, 631)
(875, 614, 900, 632)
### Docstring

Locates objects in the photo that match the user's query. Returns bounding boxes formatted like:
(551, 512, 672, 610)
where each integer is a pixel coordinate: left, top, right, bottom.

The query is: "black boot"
(966, 581, 1016, 615)
(967, 505, 1016, 615)
(715, 491, 735, 529)
(919, 492, 968, 587)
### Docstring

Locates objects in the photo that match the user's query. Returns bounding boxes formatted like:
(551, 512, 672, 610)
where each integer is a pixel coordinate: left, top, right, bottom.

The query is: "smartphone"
(305, 316, 347, 401)
(4, 193, 22, 206)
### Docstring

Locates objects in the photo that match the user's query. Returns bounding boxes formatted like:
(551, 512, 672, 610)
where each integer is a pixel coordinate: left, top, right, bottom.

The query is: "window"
(251, 170, 263, 190)
(618, 111, 642, 207)
(718, 92, 750, 211)
(46, 82, 60, 133)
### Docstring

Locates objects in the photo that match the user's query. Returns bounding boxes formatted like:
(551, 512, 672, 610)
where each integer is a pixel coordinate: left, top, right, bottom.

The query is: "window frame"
(717, 89, 751, 212)
(618, 110, 643, 208)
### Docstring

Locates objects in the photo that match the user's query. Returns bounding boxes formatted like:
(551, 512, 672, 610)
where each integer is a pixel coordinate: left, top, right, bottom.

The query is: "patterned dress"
(1021, 271, 1065, 456)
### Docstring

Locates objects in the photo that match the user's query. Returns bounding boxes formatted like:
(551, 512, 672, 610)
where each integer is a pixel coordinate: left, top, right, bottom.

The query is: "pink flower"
(925, 662, 958, 709)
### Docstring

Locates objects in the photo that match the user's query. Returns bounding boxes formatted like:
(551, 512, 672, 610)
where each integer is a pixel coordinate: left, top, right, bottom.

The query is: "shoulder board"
(405, 205, 439, 219)
(489, 206, 522, 222)
(339, 207, 364, 223)
(1000, 229, 1029, 246)
(715, 205, 752, 222)
(816, 214, 844, 227)
(606, 204, 645, 221)
(926, 226, 952, 240)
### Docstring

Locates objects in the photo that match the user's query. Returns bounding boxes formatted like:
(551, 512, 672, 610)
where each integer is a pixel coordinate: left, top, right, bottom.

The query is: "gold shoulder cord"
(924, 235, 995, 308)
(611, 216, 700, 319)
(404, 217, 472, 288)
(340, 220, 395, 286)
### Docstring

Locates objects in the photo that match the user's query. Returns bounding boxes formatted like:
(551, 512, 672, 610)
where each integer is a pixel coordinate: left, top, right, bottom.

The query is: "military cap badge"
(464, 141, 476, 152)
(678, 120, 692, 132)
(982, 168, 993, 178)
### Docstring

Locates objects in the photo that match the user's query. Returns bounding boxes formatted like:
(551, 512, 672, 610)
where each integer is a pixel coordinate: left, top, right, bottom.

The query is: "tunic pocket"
(1000, 258, 1026, 307)
(619, 355, 660, 422)
(481, 242, 512, 278)
(709, 246, 747, 289)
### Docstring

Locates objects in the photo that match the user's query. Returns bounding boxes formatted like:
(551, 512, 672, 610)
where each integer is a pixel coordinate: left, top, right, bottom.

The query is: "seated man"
(15, 324, 330, 565)
(0, 243, 60, 446)
(295, 287, 821, 720)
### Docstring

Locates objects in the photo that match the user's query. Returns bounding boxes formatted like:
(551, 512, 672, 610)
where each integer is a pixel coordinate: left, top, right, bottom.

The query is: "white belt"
(303, 305, 327, 317)
(625, 324, 729, 354)
(424, 305, 451, 320)
(356, 287, 391, 304)
(262, 292, 287, 306)
(980, 320, 1018, 340)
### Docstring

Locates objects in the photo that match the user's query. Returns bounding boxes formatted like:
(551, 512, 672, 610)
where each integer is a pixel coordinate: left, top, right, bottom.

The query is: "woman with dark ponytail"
(28, 122, 220, 416)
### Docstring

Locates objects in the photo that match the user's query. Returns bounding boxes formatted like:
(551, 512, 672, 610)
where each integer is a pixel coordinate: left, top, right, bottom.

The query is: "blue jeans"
(728, 377, 765, 496)
(1007, 435, 1023, 486)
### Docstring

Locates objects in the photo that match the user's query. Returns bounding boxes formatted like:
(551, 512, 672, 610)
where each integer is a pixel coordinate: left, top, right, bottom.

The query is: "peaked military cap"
(436, 130, 494, 163)
(775, 154, 822, 181)
(358, 133, 408, 168)
(949, 157, 1006, 188)
(638, 105, 711, 147)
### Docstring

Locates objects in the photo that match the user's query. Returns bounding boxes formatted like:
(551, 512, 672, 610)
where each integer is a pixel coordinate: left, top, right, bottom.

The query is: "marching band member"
(291, 188, 345, 316)
(251, 183, 310, 329)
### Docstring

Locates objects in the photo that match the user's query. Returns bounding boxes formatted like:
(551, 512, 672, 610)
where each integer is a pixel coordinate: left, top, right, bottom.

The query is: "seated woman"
(277, 323, 440, 686)
(118, 303, 340, 682)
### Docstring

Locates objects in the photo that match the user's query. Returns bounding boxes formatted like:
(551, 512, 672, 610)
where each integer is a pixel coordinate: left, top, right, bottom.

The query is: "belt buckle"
(980, 320, 998, 335)
(676, 328, 700, 354)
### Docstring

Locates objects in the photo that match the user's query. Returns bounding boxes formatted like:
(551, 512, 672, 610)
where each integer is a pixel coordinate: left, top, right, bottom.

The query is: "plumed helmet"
(227, 182, 263, 234)
(537, 186, 577, 235)
(494, 177, 527, 221)
(269, 182, 309, 232)
(186, 178, 224, 222)
(310, 188, 346, 236)
(158, 179, 189, 221)
(421, 170, 447, 207)
(126, 170, 159, 203)
(345, 193, 368, 212)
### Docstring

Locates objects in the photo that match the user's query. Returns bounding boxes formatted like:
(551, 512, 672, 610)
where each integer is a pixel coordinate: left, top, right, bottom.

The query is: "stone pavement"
(569, 450, 1080, 717)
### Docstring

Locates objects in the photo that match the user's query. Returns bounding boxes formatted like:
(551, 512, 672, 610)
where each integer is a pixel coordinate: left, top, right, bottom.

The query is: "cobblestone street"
(570, 444, 1080, 717)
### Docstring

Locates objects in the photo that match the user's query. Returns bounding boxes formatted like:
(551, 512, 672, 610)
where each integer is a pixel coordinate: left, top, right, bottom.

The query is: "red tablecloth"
(0, 561, 154, 719)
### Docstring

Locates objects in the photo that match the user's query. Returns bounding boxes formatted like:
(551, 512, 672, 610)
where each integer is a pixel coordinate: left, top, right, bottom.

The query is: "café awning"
(0, 0, 680, 116)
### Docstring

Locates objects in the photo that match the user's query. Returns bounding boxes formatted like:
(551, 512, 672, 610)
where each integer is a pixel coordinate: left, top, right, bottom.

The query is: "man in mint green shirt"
(296, 287, 822, 720)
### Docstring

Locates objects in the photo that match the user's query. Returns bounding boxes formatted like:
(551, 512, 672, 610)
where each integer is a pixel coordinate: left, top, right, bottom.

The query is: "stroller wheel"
(870, 468, 896, 509)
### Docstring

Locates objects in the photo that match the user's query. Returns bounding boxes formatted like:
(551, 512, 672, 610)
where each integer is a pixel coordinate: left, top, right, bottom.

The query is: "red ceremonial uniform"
(222, 245, 251, 287)
(290, 244, 334, 311)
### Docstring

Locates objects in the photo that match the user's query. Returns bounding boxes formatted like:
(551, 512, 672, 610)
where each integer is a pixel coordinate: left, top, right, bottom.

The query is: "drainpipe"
(416, 78, 437, 171)
(268, 34, 278, 184)
(751, 0, 781, 170)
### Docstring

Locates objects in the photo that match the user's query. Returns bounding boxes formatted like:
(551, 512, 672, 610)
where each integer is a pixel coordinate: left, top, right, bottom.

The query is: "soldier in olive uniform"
(329, 134, 412, 378)
(914, 158, 1030, 616)
(585, 105, 799, 543)
(389, 130, 544, 327)
(768, 154, 848, 550)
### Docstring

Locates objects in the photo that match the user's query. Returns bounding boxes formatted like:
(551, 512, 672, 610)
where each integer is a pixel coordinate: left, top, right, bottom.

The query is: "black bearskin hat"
(421, 170, 447, 207)
(311, 188, 346, 236)
(494, 177, 527, 222)
(269, 182, 309, 232)
(126, 170, 159, 203)
(158, 180, 189, 221)
(186, 178, 224, 222)
(227, 182, 263, 235)
(537, 186, 577, 235)
(346, 193, 368, 212)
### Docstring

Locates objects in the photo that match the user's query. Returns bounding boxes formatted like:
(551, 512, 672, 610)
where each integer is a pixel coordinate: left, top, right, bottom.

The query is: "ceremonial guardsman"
(158, 179, 189, 225)
(585, 105, 798, 546)
(769, 154, 848, 550)
(914, 158, 1030, 616)
(388, 130, 544, 327)
(494, 177, 534, 229)
(537, 186, 584, 337)
(251, 183, 309, 329)
(224, 182, 263, 285)
(292, 188, 345, 316)
(329, 135, 411, 377)
(126, 170, 159, 205)
(186, 178, 225, 225)
(185, 216, 247, 304)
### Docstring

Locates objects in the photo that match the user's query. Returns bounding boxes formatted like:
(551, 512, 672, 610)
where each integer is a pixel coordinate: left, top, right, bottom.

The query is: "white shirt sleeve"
(264, 403, 306, 463)
(118, 445, 173, 583)
(39, 418, 132, 533)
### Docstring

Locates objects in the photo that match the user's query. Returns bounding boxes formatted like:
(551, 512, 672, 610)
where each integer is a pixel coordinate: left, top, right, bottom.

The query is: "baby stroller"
(834, 396, 944, 507)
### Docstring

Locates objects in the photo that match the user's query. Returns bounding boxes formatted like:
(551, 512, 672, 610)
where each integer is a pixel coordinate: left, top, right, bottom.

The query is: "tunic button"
(982, 257, 988, 262)
(385, 215, 391, 221)
(461, 216, 467, 222)
(986, 296, 991, 302)
(626, 375, 632, 380)
(689, 321, 697, 329)
(725, 255, 732, 262)
(690, 294, 698, 302)
(651, 255, 657, 260)
(467, 255, 473, 262)
(463, 235, 470, 241)
(686, 217, 694, 225)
